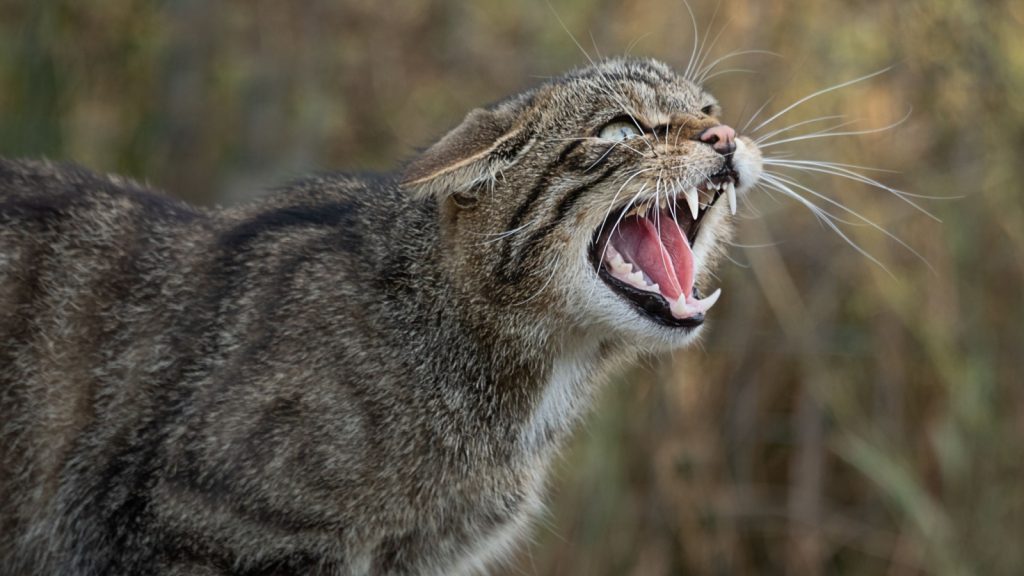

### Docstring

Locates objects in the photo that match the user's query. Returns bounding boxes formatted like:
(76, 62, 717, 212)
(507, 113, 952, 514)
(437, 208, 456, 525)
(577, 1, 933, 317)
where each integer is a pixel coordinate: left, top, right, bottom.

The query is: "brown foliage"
(1, 1, 1021, 574)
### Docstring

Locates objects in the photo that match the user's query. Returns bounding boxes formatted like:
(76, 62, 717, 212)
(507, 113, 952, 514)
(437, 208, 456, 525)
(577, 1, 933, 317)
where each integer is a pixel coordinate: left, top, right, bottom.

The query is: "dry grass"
(1, 1, 1021, 574)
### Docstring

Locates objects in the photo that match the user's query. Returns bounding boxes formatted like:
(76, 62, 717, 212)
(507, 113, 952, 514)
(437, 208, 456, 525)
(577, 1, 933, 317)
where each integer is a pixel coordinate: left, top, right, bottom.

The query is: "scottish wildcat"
(0, 57, 762, 575)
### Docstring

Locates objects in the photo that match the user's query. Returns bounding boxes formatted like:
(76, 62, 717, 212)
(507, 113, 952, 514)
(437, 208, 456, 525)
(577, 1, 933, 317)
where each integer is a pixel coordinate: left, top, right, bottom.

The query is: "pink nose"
(698, 124, 737, 154)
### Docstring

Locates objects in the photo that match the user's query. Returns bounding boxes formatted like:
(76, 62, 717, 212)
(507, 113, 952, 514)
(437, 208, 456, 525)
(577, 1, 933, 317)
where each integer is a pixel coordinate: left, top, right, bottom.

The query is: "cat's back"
(0, 158, 204, 359)
(0, 159, 206, 571)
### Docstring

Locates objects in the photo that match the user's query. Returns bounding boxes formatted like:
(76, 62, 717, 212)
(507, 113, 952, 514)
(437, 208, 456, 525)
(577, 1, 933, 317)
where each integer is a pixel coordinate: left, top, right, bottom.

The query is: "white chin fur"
(583, 282, 707, 350)
(733, 137, 763, 194)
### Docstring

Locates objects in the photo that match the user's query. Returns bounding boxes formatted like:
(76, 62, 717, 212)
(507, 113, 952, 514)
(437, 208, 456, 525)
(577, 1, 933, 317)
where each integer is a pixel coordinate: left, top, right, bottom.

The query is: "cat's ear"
(402, 104, 528, 201)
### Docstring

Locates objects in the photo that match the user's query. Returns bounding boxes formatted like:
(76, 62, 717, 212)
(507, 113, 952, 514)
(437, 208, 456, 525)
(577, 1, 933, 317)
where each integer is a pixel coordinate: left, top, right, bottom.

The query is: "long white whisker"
(544, 0, 655, 155)
(754, 115, 848, 145)
(759, 110, 911, 148)
(588, 30, 603, 61)
(726, 239, 785, 249)
(759, 174, 892, 274)
(741, 95, 775, 133)
(600, 181, 653, 272)
(765, 171, 933, 272)
(697, 50, 779, 84)
(700, 68, 757, 83)
(763, 157, 899, 174)
(624, 32, 653, 56)
(763, 158, 945, 220)
(595, 169, 661, 269)
(545, 0, 593, 65)
(751, 67, 893, 133)
(691, 1, 721, 83)
(682, 0, 701, 81)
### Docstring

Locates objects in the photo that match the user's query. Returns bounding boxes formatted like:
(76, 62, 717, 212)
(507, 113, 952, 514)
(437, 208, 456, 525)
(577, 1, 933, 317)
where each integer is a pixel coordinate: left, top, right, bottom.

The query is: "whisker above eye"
(544, 0, 656, 155)
(681, 0, 701, 82)
(690, 0, 723, 83)
(699, 68, 757, 83)
(696, 50, 780, 85)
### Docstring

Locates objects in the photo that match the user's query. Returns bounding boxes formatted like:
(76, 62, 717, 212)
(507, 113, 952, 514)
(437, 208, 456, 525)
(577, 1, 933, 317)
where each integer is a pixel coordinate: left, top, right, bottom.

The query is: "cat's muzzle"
(589, 167, 737, 328)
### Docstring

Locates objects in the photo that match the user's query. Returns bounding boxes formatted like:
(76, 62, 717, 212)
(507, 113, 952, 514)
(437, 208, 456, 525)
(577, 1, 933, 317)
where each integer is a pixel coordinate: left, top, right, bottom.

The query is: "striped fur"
(0, 58, 760, 575)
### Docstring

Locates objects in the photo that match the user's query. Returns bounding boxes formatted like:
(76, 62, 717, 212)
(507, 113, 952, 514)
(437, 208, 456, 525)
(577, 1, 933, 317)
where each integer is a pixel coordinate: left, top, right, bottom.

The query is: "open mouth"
(590, 170, 737, 328)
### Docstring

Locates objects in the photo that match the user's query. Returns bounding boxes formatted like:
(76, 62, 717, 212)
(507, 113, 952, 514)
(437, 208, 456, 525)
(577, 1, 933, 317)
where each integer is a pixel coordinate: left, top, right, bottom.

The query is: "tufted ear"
(402, 103, 529, 201)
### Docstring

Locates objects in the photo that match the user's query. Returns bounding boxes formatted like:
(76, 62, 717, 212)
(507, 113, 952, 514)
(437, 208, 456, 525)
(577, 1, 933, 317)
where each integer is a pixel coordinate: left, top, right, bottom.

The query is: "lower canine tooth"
(695, 287, 722, 313)
(670, 297, 691, 319)
(668, 288, 724, 319)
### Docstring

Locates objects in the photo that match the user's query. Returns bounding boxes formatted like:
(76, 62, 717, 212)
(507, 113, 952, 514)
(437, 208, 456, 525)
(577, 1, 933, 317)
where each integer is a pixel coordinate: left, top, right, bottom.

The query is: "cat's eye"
(701, 104, 715, 116)
(598, 121, 643, 141)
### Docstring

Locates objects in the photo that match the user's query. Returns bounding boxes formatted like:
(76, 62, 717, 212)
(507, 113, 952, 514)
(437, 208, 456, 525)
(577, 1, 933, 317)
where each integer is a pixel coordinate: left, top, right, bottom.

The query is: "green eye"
(599, 121, 642, 141)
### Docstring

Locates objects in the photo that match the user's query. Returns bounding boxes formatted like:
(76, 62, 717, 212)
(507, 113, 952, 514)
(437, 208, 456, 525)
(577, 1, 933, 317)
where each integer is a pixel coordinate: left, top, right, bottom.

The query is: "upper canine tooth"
(726, 181, 737, 215)
(684, 188, 700, 219)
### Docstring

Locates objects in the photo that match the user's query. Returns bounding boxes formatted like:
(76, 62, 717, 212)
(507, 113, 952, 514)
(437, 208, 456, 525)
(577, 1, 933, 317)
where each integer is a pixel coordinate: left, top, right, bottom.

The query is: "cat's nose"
(696, 124, 737, 155)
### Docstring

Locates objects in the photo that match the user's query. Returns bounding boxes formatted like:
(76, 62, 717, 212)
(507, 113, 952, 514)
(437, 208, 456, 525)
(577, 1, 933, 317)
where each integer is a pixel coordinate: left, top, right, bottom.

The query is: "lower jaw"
(596, 266, 705, 329)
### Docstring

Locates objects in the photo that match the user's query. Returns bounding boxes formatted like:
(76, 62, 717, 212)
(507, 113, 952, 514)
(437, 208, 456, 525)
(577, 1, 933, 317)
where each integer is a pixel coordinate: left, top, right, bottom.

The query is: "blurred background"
(1, 0, 1021, 574)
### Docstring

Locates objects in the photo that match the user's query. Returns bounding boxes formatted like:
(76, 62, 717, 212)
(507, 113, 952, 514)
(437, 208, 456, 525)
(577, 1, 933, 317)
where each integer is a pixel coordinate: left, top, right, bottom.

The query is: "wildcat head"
(403, 57, 762, 349)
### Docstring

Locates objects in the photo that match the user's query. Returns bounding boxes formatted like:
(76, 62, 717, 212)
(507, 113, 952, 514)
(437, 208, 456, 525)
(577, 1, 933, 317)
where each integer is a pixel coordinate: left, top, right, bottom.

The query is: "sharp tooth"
(684, 188, 699, 219)
(669, 296, 691, 319)
(627, 271, 645, 286)
(695, 287, 722, 313)
(726, 181, 737, 215)
(668, 288, 723, 319)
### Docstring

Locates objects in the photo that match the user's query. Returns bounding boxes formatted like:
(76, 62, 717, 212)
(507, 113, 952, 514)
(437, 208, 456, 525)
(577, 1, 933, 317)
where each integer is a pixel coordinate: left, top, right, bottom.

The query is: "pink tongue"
(612, 213, 695, 301)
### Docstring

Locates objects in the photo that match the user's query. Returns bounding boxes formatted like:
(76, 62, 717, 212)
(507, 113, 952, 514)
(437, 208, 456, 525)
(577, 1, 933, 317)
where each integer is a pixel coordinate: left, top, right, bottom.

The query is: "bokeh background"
(2, 1, 1021, 574)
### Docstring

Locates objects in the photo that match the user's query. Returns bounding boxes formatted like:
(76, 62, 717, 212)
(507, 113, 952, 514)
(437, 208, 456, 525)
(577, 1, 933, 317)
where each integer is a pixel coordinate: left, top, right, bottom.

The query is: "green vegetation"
(2, 1, 1020, 574)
